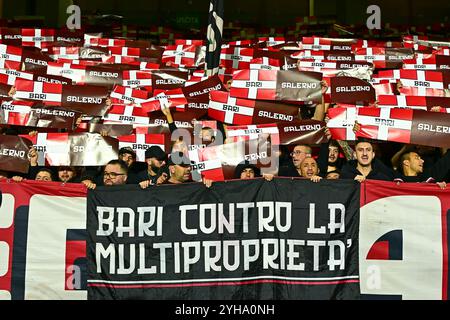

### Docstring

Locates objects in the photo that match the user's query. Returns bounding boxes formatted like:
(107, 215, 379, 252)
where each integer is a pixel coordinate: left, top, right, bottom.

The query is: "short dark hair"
(355, 138, 374, 148)
(105, 160, 129, 174)
(119, 147, 136, 159)
(399, 151, 414, 174)
(329, 140, 340, 149)
(36, 168, 55, 180)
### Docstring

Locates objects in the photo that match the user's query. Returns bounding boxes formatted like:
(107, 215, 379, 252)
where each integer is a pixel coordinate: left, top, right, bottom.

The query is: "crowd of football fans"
(0, 24, 449, 190)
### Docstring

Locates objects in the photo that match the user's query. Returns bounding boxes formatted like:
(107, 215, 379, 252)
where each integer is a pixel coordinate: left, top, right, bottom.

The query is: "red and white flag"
(353, 47, 414, 69)
(101, 55, 141, 66)
(103, 104, 151, 125)
(378, 69, 447, 96)
(56, 58, 100, 66)
(327, 107, 357, 141)
(0, 44, 23, 70)
(229, 69, 277, 100)
(14, 79, 62, 104)
(402, 55, 450, 70)
(208, 90, 254, 125)
(21, 28, 55, 49)
(47, 46, 81, 60)
(301, 37, 352, 51)
(47, 61, 86, 83)
(86, 37, 126, 48)
(434, 47, 450, 56)
(249, 57, 281, 70)
(355, 39, 394, 48)
(227, 40, 254, 47)
(230, 69, 322, 102)
(140, 88, 188, 113)
(174, 39, 205, 46)
(108, 46, 141, 58)
(110, 85, 150, 105)
(189, 147, 225, 182)
(377, 95, 428, 110)
(162, 45, 201, 68)
(377, 95, 450, 112)
(220, 47, 254, 70)
(122, 70, 153, 89)
(0, 100, 32, 126)
(226, 123, 280, 144)
(353, 47, 386, 63)
(258, 37, 286, 47)
(23, 132, 70, 166)
(356, 107, 413, 143)
(118, 134, 166, 162)
(0, 69, 33, 85)
(291, 50, 355, 61)
(139, 62, 161, 70)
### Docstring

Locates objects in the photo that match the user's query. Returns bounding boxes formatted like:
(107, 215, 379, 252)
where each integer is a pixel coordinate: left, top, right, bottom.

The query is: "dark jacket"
(127, 170, 159, 185)
(396, 150, 450, 183)
(340, 159, 392, 181)
(317, 142, 346, 176)
(278, 163, 301, 177)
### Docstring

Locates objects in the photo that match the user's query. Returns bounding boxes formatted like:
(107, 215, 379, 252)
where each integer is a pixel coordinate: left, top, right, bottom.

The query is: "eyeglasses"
(103, 172, 125, 179)
(290, 151, 311, 157)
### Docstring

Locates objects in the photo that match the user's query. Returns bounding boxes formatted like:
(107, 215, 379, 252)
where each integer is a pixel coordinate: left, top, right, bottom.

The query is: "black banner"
(88, 179, 360, 300)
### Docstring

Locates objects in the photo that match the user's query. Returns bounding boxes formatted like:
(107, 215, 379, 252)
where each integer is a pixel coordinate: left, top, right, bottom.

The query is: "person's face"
(406, 152, 424, 174)
(103, 164, 127, 186)
(170, 165, 191, 183)
(326, 172, 340, 180)
(120, 153, 135, 167)
(240, 168, 255, 179)
(328, 146, 339, 164)
(171, 140, 188, 155)
(58, 169, 75, 183)
(36, 171, 52, 181)
(354, 142, 375, 167)
(200, 129, 214, 145)
(147, 158, 165, 172)
(300, 158, 319, 178)
(291, 146, 312, 169)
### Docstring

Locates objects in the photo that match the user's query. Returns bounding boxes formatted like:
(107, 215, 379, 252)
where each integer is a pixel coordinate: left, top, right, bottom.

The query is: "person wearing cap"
(165, 151, 194, 184)
(118, 147, 146, 175)
(118, 147, 136, 168)
(326, 169, 341, 180)
(128, 146, 168, 188)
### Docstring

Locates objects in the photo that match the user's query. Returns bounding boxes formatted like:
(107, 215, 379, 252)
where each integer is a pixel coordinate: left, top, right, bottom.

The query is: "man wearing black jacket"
(127, 146, 168, 188)
(396, 149, 450, 187)
(340, 139, 392, 182)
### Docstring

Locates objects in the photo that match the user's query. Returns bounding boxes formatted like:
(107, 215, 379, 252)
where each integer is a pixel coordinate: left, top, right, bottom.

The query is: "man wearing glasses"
(278, 144, 313, 177)
(84, 160, 128, 189)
